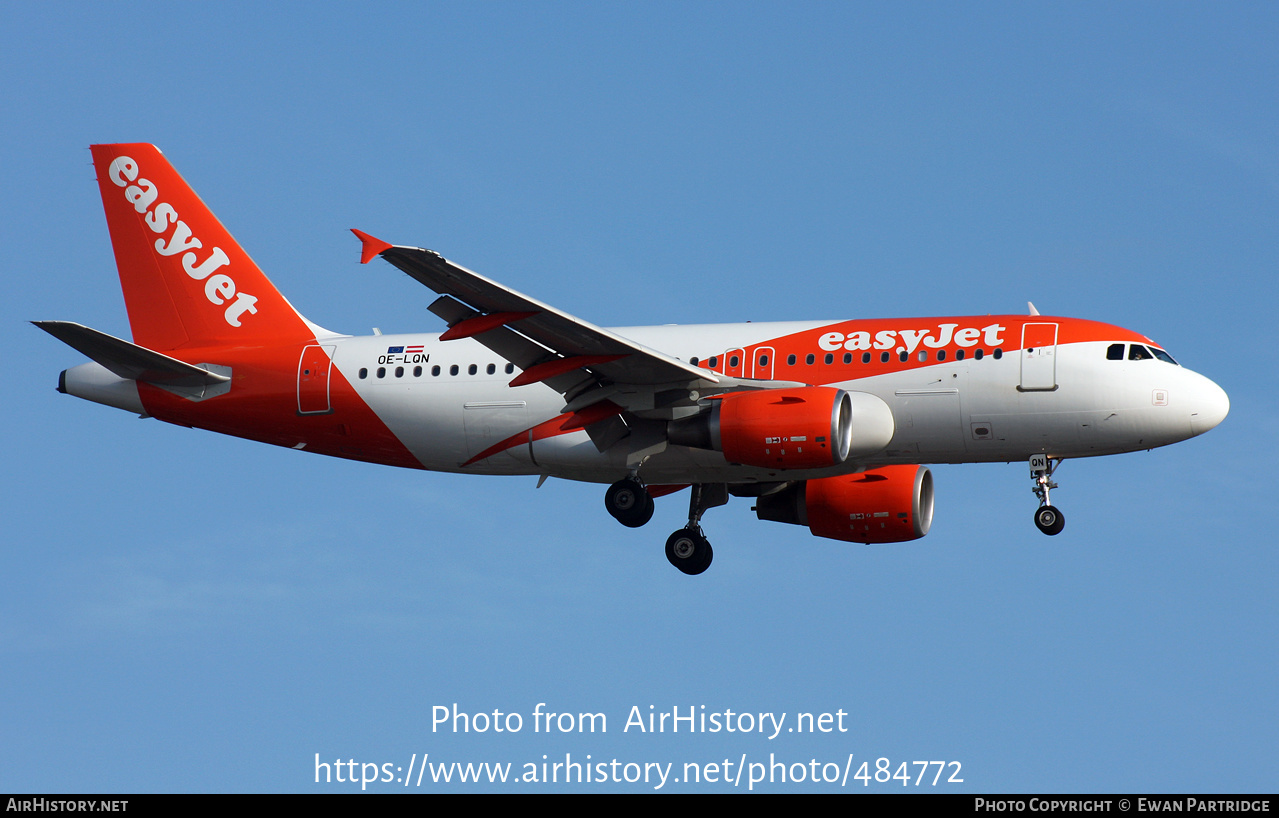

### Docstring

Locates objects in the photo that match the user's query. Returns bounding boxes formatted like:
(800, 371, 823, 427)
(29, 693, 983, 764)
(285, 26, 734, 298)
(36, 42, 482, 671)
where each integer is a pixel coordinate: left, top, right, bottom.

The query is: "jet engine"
(667, 387, 894, 470)
(754, 465, 934, 544)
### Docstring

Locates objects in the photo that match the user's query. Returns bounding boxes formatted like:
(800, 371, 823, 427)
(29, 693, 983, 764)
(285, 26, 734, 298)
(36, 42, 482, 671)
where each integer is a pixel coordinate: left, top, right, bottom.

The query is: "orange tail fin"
(90, 144, 319, 351)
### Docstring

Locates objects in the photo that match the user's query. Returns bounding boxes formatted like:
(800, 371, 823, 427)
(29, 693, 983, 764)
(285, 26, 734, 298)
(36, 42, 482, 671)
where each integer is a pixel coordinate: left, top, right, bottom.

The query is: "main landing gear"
(1029, 454, 1065, 536)
(602, 478, 725, 575)
(665, 529, 712, 576)
(604, 477, 654, 528)
(664, 483, 727, 575)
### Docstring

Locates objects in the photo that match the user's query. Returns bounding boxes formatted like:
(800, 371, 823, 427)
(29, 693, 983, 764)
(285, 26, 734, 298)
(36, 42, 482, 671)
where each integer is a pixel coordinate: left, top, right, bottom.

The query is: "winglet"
(351, 229, 393, 264)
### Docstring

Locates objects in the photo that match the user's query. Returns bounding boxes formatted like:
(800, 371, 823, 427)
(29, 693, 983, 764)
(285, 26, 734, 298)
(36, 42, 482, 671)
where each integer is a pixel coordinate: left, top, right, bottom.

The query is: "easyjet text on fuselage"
(818, 322, 1007, 354)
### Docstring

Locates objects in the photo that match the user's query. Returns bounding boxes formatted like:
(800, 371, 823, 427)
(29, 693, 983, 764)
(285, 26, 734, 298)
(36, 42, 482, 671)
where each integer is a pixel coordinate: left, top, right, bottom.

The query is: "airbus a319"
(37, 144, 1230, 574)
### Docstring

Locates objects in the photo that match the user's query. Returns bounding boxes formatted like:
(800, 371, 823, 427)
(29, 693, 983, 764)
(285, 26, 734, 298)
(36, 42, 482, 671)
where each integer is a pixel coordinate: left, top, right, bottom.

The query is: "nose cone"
(1188, 374, 1230, 436)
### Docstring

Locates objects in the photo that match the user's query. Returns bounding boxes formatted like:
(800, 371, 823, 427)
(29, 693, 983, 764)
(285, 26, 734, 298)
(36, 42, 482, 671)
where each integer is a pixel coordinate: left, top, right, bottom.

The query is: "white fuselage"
(329, 320, 1228, 486)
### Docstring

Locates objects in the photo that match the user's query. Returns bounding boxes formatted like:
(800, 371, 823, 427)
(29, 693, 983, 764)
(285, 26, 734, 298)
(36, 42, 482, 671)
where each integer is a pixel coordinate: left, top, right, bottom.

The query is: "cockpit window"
(1128, 345, 1154, 361)
(1110, 342, 1177, 364)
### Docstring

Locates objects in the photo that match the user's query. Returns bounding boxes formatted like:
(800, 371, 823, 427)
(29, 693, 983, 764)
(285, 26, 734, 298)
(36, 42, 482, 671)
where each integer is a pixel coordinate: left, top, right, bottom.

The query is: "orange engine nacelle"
(668, 387, 854, 470)
(718, 387, 854, 469)
(754, 465, 934, 544)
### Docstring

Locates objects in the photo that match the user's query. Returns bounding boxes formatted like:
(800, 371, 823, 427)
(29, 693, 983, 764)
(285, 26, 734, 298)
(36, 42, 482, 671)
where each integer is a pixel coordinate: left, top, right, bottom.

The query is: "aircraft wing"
(352, 230, 720, 392)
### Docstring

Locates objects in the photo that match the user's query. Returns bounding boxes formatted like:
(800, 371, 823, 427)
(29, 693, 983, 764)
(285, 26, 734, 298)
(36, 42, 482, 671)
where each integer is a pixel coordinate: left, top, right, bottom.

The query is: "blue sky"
(3, 2, 1275, 793)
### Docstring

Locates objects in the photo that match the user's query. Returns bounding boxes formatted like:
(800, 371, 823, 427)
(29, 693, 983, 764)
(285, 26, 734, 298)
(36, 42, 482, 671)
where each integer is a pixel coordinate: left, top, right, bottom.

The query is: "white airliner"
(37, 144, 1230, 574)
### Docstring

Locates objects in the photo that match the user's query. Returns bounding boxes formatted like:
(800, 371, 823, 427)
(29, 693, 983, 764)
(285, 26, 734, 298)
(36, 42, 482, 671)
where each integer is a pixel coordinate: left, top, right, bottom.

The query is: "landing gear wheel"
(665, 528, 713, 575)
(1034, 505, 1065, 536)
(605, 479, 654, 528)
(1028, 456, 1065, 536)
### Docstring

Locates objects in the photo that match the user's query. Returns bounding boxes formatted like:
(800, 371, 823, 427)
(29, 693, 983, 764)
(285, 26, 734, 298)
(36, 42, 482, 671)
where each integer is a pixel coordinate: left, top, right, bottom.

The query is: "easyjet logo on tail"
(107, 155, 259, 327)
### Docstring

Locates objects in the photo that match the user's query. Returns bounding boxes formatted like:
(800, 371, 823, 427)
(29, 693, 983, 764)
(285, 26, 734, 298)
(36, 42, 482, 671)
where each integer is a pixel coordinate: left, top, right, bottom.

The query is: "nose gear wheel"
(1029, 455, 1066, 536)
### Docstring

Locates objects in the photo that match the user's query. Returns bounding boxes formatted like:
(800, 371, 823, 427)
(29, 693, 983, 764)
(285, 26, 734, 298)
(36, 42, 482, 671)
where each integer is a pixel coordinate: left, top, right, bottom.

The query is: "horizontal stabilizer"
(32, 321, 230, 388)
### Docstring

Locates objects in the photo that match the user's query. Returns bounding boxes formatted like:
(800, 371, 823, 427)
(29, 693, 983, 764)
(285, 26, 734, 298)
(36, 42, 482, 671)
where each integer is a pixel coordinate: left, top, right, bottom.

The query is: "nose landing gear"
(1029, 454, 1065, 535)
(1034, 504, 1065, 535)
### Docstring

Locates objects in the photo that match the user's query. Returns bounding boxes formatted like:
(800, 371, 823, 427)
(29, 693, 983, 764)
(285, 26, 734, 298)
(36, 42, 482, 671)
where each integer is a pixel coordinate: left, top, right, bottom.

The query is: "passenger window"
(414, 366, 422, 377)
(449, 365, 459, 376)
(358, 368, 368, 379)
(843, 352, 852, 364)
(758, 354, 768, 366)
(709, 356, 719, 367)
(505, 363, 515, 374)
(937, 350, 946, 361)
(730, 355, 740, 368)
(468, 364, 478, 375)
(955, 349, 965, 361)
(862, 352, 871, 364)
(432, 365, 441, 376)
(806, 354, 815, 365)
(993, 348, 1003, 359)
(880, 351, 890, 363)
(487, 363, 496, 375)
(787, 354, 796, 365)
(1106, 343, 1125, 360)
(974, 349, 984, 360)
(898, 351, 908, 362)
(690, 357, 699, 366)
(824, 353, 833, 365)
(395, 366, 404, 378)
(376, 367, 386, 378)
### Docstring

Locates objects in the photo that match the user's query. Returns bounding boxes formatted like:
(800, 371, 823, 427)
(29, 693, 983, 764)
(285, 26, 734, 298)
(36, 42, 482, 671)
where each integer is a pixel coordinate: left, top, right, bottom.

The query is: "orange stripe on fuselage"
(137, 343, 424, 469)
(692, 316, 1152, 381)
